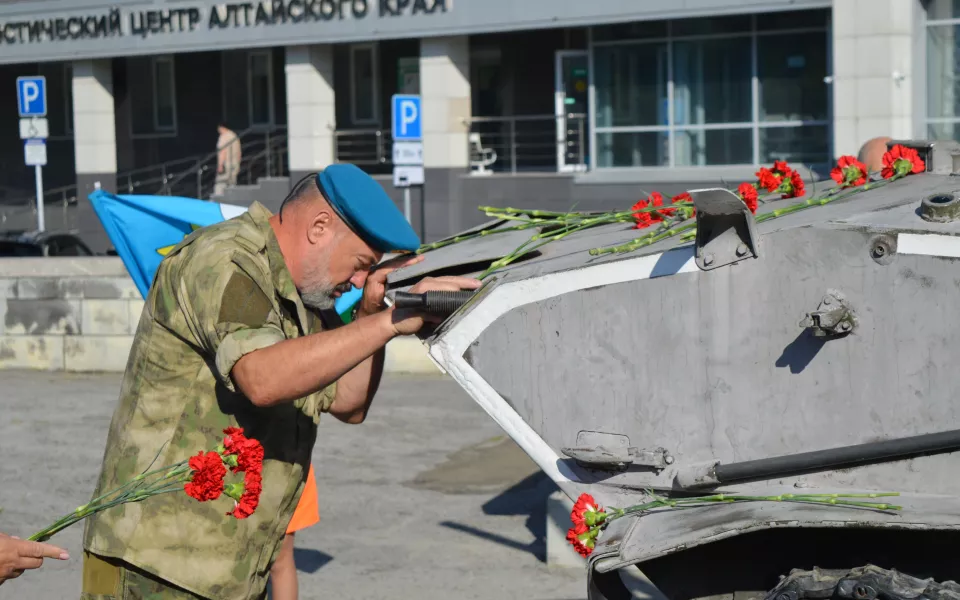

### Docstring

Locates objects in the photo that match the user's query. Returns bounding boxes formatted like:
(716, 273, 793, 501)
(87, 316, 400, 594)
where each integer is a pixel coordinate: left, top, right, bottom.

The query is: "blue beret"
(316, 164, 420, 253)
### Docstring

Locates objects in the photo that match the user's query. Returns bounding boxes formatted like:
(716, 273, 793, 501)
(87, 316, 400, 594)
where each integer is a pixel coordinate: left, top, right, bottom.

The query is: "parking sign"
(391, 95, 421, 141)
(17, 76, 47, 117)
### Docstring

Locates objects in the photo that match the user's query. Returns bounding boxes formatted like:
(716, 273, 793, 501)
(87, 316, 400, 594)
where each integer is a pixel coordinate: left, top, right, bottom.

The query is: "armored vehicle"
(386, 140, 960, 600)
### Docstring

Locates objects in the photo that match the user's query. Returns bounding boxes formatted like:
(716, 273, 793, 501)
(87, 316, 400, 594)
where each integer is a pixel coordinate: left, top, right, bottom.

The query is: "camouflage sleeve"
(178, 260, 286, 392)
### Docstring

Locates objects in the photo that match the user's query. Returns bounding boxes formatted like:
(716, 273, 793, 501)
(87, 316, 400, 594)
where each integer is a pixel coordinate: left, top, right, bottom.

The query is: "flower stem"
(27, 461, 192, 543)
(601, 491, 903, 527)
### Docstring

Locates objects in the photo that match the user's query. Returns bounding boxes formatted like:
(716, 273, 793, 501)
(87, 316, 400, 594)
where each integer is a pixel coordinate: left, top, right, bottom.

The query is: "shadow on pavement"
(441, 470, 558, 562)
(294, 547, 334, 573)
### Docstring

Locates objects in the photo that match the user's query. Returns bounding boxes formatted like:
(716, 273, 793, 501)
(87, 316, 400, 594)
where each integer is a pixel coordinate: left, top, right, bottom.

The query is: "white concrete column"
(72, 59, 117, 254)
(72, 59, 117, 193)
(832, 0, 921, 157)
(285, 45, 335, 180)
(420, 36, 471, 169)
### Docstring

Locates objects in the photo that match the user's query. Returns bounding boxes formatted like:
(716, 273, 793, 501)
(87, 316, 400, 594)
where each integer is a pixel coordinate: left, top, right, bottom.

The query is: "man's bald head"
(857, 136, 893, 173)
(270, 173, 380, 310)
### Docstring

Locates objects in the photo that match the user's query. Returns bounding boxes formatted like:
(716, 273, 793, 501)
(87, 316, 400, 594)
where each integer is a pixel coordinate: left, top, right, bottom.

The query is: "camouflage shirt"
(83, 201, 337, 600)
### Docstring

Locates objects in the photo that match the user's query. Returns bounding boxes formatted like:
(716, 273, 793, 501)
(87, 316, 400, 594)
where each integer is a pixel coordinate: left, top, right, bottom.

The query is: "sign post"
(17, 76, 48, 232)
(391, 94, 423, 224)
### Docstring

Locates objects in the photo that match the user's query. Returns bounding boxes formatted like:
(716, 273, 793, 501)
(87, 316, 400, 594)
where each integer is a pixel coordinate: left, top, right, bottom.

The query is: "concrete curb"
(384, 336, 441, 374)
(546, 490, 587, 568)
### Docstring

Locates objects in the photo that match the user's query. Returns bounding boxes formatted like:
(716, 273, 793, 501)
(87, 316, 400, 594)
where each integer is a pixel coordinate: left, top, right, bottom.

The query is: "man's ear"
(306, 210, 333, 245)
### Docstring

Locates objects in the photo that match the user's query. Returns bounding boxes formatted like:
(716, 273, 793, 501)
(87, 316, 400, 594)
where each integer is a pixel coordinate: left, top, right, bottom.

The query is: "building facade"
(0, 0, 940, 249)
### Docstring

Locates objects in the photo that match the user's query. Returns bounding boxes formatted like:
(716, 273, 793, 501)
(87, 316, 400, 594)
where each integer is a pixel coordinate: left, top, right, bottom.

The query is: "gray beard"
(299, 281, 337, 312)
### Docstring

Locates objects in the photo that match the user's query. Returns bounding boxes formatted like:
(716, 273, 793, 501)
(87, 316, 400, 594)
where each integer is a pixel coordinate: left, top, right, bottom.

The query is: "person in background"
(214, 122, 242, 196)
(857, 136, 893, 174)
(268, 464, 320, 600)
(0, 532, 69, 586)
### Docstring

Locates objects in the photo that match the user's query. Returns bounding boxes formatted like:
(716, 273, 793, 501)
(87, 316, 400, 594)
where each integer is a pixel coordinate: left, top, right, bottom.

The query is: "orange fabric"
(286, 463, 320, 534)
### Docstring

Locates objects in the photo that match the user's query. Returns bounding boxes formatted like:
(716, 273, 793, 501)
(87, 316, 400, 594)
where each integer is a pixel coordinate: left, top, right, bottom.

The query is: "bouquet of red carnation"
(28, 427, 264, 543)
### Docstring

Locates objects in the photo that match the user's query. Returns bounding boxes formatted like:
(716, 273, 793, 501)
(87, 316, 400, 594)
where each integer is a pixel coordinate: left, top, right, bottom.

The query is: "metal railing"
(333, 128, 392, 168)
(463, 113, 589, 174)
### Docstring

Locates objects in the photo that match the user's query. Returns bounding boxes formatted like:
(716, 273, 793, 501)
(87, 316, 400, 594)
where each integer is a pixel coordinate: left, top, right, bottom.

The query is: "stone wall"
(0, 257, 141, 372)
(0, 257, 439, 374)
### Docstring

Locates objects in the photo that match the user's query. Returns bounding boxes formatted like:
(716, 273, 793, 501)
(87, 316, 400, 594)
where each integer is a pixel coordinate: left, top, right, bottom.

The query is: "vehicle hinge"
(689, 187, 760, 272)
(799, 289, 857, 338)
(561, 430, 674, 472)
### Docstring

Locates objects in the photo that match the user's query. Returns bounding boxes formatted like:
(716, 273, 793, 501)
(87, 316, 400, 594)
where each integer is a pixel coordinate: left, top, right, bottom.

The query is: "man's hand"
(388, 275, 482, 336)
(0, 533, 69, 585)
(358, 254, 426, 317)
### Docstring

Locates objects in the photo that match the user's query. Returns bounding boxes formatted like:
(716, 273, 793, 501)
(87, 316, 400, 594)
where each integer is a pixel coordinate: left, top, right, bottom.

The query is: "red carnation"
(755, 167, 782, 192)
(225, 469, 263, 520)
(772, 160, 792, 177)
(630, 199, 652, 229)
(830, 155, 868, 187)
(222, 427, 265, 474)
(566, 522, 597, 557)
(647, 192, 666, 222)
(881, 144, 925, 179)
(571, 493, 606, 527)
(783, 170, 805, 199)
(184, 451, 226, 502)
(670, 192, 696, 219)
(737, 183, 759, 214)
(235, 439, 264, 473)
(222, 427, 248, 455)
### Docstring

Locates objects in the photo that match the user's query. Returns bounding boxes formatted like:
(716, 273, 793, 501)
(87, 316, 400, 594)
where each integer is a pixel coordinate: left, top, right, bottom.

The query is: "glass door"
(555, 50, 589, 172)
(248, 50, 275, 128)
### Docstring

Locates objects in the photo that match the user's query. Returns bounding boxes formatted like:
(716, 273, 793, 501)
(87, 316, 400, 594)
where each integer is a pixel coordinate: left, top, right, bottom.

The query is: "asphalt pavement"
(0, 371, 584, 600)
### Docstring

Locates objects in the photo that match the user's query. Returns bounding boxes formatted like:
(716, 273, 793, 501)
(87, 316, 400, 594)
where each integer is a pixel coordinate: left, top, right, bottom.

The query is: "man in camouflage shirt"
(80, 165, 479, 599)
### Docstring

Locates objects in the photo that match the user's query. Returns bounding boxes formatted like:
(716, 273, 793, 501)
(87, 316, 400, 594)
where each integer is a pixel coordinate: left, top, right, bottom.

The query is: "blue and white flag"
(88, 190, 363, 318)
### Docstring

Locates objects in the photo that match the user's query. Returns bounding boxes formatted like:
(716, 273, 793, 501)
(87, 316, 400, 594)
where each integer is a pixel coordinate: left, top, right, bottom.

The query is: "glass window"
(350, 44, 378, 124)
(152, 57, 175, 131)
(592, 20, 667, 42)
(672, 15, 751, 36)
(759, 125, 830, 165)
(248, 51, 273, 126)
(762, 9, 829, 30)
(929, 122, 960, 141)
(63, 64, 73, 135)
(590, 11, 829, 169)
(675, 128, 753, 166)
(757, 32, 828, 122)
(596, 132, 668, 167)
(128, 57, 154, 136)
(673, 37, 752, 125)
(928, 0, 960, 21)
(927, 24, 960, 119)
(594, 43, 668, 127)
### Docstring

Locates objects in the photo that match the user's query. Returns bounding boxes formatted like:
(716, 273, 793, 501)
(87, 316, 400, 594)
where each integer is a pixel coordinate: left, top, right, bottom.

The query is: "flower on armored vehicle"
(831, 155, 869, 187)
(881, 144, 925, 179)
(566, 522, 598, 557)
(571, 493, 606, 527)
(755, 167, 782, 192)
(737, 183, 759, 214)
(778, 170, 805, 199)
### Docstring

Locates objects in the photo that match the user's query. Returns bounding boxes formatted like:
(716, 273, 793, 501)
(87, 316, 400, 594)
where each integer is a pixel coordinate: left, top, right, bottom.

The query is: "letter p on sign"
(391, 95, 421, 141)
(17, 76, 47, 117)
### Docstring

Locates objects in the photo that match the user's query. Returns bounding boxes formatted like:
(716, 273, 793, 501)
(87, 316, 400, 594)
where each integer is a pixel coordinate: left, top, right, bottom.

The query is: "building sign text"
(0, 0, 449, 44)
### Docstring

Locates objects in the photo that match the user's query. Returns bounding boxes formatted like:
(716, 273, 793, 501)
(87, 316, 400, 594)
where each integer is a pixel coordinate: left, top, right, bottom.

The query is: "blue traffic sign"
(391, 94, 421, 141)
(17, 76, 47, 117)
